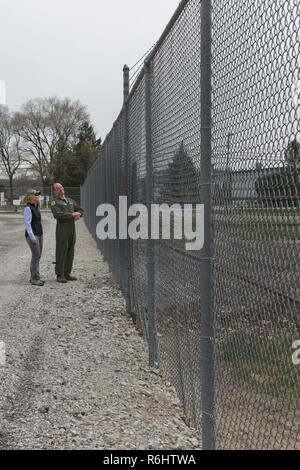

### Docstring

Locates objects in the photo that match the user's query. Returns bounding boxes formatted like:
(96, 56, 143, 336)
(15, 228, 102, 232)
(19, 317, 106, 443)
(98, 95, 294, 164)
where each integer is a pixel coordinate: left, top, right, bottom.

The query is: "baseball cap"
(25, 189, 41, 196)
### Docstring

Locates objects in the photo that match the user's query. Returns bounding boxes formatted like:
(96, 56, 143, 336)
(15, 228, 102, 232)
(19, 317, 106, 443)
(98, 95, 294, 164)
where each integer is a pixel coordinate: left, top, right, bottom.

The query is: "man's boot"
(30, 279, 45, 286)
(57, 275, 68, 283)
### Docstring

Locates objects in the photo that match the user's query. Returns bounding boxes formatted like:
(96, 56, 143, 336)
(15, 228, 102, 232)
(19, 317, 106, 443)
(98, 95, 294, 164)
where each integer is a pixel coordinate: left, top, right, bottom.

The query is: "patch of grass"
(215, 208, 300, 218)
(218, 332, 300, 400)
(218, 220, 300, 241)
(251, 209, 300, 218)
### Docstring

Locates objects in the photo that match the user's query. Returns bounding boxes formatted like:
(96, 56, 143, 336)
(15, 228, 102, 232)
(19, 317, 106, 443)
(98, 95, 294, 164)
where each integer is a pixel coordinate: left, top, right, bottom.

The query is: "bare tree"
(14, 97, 89, 186)
(0, 106, 22, 204)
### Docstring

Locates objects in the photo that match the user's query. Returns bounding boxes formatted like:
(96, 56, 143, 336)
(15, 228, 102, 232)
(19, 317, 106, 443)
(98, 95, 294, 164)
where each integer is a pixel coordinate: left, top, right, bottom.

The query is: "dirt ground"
(0, 213, 200, 450)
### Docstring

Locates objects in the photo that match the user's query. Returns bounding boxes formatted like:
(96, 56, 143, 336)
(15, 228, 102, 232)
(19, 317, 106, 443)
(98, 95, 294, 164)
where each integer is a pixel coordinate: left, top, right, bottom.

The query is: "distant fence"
(81, 0, 300, 450)
(0, 187, 81, 208)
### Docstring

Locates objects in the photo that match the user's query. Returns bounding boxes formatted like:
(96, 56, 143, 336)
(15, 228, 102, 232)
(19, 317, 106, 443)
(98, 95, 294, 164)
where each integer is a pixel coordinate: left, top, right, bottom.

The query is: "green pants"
(55, 220, 76, 276)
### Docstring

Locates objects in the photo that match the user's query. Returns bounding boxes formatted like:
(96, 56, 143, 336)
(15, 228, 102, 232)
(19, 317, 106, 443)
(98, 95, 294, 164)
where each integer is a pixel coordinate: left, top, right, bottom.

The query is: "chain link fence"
(81, 0, 300, 449)
(212, 0, 300, 450)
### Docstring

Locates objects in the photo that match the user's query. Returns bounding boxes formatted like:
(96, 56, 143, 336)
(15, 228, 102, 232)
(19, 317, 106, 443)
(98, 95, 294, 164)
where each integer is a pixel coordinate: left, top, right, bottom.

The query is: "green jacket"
(50, 196, 84, 221)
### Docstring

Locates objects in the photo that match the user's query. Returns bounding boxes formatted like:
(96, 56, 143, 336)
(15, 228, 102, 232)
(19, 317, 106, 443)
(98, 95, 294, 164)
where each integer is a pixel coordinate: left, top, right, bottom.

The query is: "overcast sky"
(0, 0, 179, 139)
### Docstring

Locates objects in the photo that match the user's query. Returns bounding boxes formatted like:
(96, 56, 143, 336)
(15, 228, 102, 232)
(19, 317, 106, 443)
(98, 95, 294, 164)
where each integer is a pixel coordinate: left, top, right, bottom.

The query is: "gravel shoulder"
(0, 213, 200, 450)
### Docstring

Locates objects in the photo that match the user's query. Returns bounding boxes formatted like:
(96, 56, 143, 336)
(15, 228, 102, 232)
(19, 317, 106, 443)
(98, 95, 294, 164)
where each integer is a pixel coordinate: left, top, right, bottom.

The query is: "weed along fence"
(81, 0, 300, 450)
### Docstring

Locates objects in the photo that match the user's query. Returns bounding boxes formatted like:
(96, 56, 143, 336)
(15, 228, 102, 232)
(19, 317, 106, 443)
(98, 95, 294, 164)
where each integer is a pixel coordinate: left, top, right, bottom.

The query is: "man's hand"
(31, 239, 38, 245)
(72, 212, 81, 221)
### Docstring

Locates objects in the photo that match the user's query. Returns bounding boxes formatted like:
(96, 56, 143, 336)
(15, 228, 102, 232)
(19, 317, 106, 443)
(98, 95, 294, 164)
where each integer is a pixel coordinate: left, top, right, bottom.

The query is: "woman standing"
(23, 189, 44, 286)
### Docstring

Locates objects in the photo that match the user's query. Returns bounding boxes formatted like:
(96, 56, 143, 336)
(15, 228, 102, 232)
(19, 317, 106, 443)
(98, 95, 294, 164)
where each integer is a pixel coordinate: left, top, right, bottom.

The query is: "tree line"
(0, 96, 101, 202)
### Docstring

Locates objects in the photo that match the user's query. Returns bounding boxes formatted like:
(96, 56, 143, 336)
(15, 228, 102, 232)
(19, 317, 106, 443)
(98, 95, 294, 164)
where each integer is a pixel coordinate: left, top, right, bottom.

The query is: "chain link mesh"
(151, 0, 202, 428)
(127, 77, 150, 339)
(212, 0, 300, 450)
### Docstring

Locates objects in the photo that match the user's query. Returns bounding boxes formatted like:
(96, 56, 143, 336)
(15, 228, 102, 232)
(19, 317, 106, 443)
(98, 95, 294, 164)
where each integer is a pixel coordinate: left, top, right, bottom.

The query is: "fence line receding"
(81, 0, 300, 450)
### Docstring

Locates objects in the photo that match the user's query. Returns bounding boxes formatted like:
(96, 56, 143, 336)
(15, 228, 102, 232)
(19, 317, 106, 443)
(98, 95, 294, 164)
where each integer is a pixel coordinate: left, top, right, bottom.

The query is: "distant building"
(214, 166, 300, 207)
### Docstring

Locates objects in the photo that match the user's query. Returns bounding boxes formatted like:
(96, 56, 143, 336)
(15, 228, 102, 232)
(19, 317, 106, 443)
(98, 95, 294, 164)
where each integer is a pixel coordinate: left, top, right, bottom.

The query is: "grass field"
(219, 332, 300, 400)
(216, 219, 300, 241)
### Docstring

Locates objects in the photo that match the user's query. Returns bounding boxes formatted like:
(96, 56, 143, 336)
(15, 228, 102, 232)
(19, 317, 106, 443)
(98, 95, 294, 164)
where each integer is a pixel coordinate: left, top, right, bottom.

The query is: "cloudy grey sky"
(0, 0, 179, 139)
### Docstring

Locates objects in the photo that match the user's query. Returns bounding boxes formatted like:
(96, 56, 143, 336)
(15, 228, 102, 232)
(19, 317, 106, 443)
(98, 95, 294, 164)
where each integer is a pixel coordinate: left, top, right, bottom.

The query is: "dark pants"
(55, 221, 76, 277)
(26, 235, 43, 280)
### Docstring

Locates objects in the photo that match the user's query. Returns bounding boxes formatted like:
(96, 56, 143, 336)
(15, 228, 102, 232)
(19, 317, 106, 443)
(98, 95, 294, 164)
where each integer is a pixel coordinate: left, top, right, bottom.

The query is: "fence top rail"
(98, 108, 124, 161)
(127, 0, 190, 101)
(82, 0, 191, 189)
(82, 0, 192, 190)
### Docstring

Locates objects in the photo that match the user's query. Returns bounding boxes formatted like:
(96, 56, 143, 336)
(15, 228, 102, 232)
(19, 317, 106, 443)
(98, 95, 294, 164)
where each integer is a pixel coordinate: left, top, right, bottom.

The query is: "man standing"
(50, 183, 84, 283)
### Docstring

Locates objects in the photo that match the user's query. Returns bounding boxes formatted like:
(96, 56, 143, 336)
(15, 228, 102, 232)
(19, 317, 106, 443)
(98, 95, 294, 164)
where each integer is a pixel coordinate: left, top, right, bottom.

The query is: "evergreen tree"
(59, 121, 101, 186)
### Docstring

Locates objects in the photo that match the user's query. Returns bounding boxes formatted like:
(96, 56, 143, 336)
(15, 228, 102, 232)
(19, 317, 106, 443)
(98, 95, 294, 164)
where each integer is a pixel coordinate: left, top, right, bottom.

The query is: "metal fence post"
(122, 64, 131, 314)
(144, 59, 159, 366)
(200, 0, 215, 450)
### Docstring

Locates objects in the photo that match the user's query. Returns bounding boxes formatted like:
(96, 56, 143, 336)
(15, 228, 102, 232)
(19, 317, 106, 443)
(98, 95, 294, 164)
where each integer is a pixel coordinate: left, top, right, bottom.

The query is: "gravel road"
(0, 213, 200, 450)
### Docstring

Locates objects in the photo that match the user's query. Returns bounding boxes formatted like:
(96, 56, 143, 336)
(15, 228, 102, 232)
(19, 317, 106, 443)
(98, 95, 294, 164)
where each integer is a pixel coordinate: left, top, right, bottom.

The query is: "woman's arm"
(23, 207, 36, 241)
